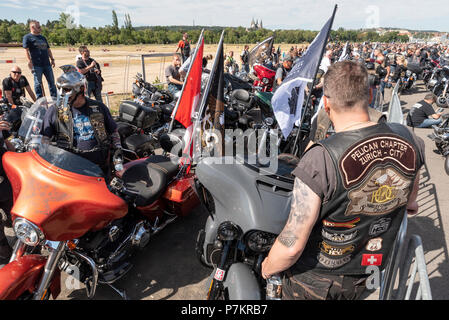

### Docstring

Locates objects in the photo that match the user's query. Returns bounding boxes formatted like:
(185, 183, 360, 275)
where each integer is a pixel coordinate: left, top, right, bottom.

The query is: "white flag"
(272, 14, 334, 139)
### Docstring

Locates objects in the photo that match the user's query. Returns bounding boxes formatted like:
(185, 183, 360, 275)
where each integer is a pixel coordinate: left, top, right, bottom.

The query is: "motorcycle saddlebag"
(119, 100, 158, 130)
(162, 174, 199, 216)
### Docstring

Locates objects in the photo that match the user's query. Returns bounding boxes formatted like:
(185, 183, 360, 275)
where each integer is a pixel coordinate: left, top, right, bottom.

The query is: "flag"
(173, 31, 204, 164)
(338, 42, 349, 62)
(248, 36, 274, 67)
(386, 81, 404, 124)
(272, 8, 336, 139)
(193, 31, 226, 158)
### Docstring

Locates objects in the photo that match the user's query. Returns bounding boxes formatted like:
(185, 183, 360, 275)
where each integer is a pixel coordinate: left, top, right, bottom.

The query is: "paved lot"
(6, 81, 449, 300)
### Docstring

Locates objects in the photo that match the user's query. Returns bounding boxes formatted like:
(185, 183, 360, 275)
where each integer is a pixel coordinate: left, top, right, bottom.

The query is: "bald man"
(2, 66, 36, 105)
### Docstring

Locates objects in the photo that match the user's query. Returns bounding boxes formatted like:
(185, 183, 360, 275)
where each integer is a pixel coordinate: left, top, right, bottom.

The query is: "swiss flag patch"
(361, 254, 383, 266)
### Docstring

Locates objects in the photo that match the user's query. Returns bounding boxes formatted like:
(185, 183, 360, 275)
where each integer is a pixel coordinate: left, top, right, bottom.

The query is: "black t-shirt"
(42, 98, 117, 164)
(410, 100, 436, 127)
(2, 76, 29, 105)
(165, 65, 181, 83)
(76, 58, 101, 82)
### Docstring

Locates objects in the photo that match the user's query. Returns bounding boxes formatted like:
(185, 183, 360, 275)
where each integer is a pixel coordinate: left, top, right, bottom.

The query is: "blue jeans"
(33, 65, 57, 98)
(87, 80, 103, 102)
(168, 83, 182, 96)
(417, 118, 442, 128)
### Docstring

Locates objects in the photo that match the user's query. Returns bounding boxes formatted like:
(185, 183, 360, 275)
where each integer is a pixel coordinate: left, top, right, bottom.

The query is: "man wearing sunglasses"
(2, 66, 36, 105)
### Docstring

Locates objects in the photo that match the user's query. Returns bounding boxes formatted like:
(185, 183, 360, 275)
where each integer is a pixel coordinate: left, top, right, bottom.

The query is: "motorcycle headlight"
(13, 218, 45, 246)
(245, 230, 277, 253)
(217, 221, 242, 241)
(262, 77, 270, 84)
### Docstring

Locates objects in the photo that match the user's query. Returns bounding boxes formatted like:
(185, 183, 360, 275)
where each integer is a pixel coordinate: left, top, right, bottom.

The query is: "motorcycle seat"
(122, 155, 179, 207)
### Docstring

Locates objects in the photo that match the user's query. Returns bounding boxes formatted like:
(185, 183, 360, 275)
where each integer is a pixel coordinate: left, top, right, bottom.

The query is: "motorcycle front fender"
(223, 263, 261, 300)
(0, 254, 61, 300)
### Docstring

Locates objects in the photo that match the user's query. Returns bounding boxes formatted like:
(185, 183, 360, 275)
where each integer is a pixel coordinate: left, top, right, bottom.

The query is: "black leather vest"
(55, 98, 110, 153)
(296, 123, 421, 275)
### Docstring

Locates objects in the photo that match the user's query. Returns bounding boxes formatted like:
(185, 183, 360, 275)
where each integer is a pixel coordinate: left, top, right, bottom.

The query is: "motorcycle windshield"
(36, 143, 104, 178)
(18, 96, 52, 142)
(248, 36, 274, 67)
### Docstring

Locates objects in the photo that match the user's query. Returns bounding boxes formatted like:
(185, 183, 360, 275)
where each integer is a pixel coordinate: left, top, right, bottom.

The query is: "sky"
(0, 0, 448, 32)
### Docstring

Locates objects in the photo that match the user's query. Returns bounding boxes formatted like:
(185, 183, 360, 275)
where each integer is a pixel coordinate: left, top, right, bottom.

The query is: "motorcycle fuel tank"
(3, 148, 128, 241)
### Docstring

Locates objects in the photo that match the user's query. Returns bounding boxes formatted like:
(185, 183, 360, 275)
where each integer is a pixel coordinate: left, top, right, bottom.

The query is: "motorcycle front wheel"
(437, 94, 449, 108)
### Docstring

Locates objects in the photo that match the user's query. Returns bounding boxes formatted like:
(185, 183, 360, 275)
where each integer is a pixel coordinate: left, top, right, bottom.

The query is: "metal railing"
(379, 211, 432, 300)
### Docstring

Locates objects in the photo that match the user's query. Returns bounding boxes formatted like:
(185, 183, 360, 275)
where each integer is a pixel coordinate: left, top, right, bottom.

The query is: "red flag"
(175, 38, 204, 130)
(174, 35, 204, 166)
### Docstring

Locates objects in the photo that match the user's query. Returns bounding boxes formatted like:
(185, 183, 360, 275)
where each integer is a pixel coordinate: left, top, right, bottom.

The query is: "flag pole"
(189, 30, 225, 156)
(168, 29, 205, 133)
(291, 4, 338, 157)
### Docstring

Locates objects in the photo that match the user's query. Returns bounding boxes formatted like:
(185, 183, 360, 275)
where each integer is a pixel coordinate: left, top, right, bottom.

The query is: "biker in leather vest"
(43, 65, 121, 172)
(261, 61, 424, 299)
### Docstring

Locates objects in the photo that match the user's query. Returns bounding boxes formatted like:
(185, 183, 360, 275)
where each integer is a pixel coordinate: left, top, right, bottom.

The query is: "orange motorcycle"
(0, 98, 198, 300)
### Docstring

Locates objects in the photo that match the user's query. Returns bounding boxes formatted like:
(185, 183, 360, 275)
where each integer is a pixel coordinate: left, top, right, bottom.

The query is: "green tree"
(112, 10, 119, 33)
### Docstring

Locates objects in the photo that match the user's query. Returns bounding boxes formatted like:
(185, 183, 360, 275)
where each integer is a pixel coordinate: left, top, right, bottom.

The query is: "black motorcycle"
(428, 114, 449, 174)
(432, 66, 449, 108)
(115, 74, 180, 162)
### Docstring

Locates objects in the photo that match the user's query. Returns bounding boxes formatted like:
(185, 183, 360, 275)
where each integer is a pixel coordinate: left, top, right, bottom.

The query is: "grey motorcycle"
(194, 155, 296, 299)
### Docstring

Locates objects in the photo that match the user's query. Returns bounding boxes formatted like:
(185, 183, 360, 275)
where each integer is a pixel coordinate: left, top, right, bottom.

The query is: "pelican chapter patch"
(340, 135, 416, 189)
(339, 135, 416, 217)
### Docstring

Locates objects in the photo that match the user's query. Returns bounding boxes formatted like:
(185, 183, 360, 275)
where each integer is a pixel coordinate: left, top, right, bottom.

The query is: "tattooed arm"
(261, 177, 321, 279)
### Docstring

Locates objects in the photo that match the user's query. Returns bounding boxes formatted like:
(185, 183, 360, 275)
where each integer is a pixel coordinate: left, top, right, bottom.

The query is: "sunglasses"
(11, 71, 22, 74)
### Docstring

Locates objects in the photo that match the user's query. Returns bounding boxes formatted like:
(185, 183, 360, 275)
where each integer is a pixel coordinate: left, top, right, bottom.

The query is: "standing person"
(224, 51, 238, 75)
(240, 45, 250, 73)
(261, 61, 425, 300)
(319, 49, 333, 74)
(2, 65, 36, 105)
(176, 33, 191, 63)
(23, 20, 57, 98)
(165, 53, 184, 96)
(273, 54, 293, 91)
(76, 46, 103, 102)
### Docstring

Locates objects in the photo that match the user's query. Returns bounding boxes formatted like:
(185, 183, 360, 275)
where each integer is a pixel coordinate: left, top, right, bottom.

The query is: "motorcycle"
(252, 64, 276, 92)
(0, 97, 199, 300)
(113, 73, 180, 162)
(225, 88, 276, 131)
(428, 113, 449, 175)
(194, 155, 296, 300)
(432, 66, 449, 108)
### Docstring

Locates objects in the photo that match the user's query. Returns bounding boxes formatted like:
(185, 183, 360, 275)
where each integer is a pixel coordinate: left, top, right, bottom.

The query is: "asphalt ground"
(5, 81, 449, 300)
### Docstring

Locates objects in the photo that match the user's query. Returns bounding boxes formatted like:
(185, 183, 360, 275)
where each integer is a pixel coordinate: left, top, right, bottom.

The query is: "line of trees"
(0, 12, 410, 46)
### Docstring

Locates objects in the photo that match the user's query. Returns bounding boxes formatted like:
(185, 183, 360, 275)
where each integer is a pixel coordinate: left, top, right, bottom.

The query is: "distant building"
(247, 18, 264, 31)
